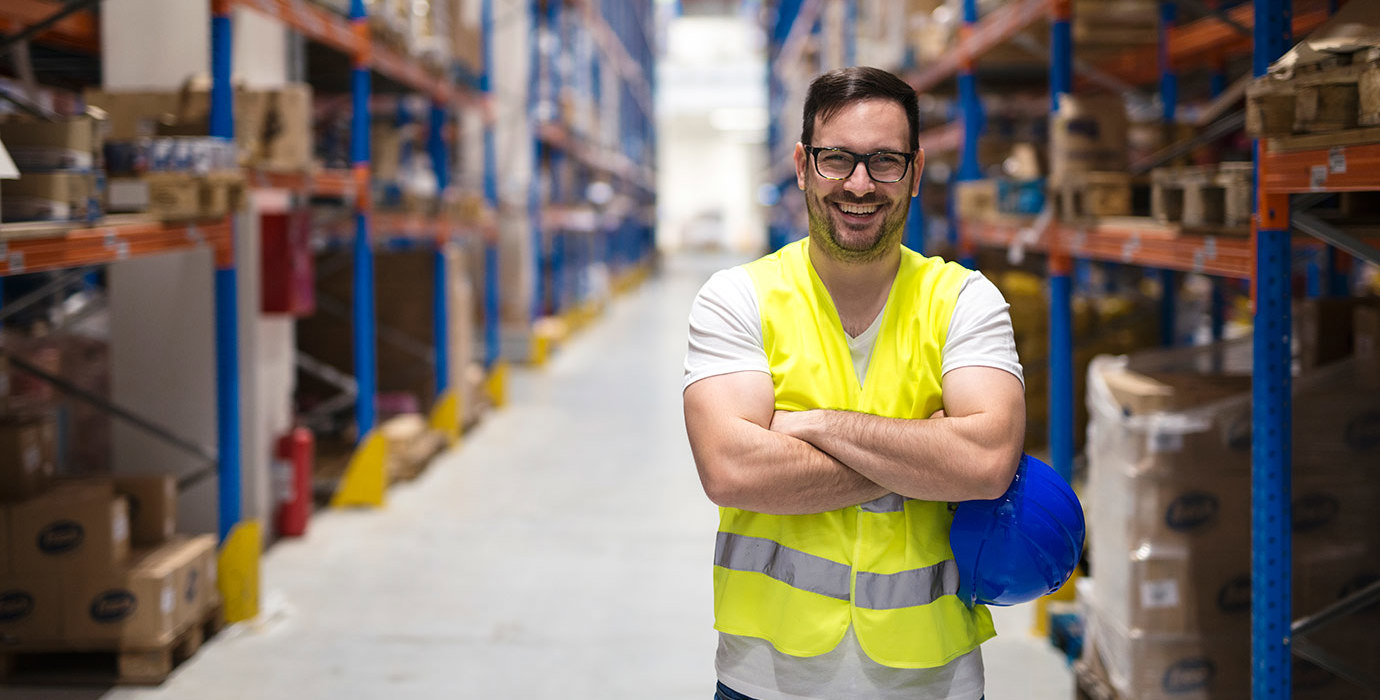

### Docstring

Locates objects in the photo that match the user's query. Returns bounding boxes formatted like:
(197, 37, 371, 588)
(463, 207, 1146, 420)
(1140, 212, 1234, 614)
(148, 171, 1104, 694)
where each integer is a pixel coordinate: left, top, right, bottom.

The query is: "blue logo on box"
(37, 520, 84, 554)
(1216, 575, 1251, 613)
(1344, 410, 1380, 452)
(0, 591, 35, 622)
(89, 590, 137, 623)
(1163, 658, 1214, 693)
(1165, 492, 1219, 531)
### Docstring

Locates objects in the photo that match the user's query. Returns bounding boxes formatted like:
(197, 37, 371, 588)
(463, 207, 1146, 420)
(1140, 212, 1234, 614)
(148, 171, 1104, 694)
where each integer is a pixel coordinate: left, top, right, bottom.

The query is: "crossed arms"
(683, 366, 1025, 515)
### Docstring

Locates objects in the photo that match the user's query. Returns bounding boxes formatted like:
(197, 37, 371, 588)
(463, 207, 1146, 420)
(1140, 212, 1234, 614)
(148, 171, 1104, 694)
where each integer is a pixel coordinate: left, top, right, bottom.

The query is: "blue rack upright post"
(955, 0, 982, 270)
(350, 0, 377, 441)
(428, 102, 450, 403)
(480, 0, 504, 404)
(209, 0, 241, 545)
(1048, 0, 1074, 485)
(1252, 0, 1294, 696)
(1158, 1, 1179, 347)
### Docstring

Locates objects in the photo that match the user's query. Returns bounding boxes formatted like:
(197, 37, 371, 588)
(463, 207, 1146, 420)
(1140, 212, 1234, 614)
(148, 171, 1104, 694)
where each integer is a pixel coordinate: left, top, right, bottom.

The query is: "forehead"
(813, 98, 909, 151)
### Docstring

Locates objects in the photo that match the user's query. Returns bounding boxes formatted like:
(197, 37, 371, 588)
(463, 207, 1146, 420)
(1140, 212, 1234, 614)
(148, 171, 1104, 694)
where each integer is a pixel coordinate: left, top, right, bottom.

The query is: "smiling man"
(683, 67, 1026, 700)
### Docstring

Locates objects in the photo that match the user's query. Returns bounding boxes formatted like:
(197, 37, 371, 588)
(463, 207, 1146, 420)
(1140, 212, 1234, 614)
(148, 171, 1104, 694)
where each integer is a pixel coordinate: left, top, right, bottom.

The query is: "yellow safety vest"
(713, 238, 995, 669)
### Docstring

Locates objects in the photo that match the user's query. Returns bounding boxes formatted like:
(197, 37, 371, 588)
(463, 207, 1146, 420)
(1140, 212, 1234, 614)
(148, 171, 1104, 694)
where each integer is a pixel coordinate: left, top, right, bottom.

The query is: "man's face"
(794, 99, 922, 264)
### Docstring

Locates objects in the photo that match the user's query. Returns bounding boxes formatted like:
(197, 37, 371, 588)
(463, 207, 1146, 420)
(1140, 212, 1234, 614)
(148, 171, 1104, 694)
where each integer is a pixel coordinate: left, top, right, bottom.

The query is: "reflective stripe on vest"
(715, 532, 960, 609)
(712, 238, 996, 669)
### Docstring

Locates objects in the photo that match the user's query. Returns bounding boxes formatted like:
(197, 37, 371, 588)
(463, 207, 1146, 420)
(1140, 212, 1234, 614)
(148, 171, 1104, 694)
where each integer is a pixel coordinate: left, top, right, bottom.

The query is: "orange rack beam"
(0, 0, 98, 53)
(0, 216, 234, 275)
(1259, 143, 1380, 194)
(909, 0, 1056, 93)
(229, 0, 363, 57)
(1099, 3, 1331, 86)
(963, 218, 1254, 278)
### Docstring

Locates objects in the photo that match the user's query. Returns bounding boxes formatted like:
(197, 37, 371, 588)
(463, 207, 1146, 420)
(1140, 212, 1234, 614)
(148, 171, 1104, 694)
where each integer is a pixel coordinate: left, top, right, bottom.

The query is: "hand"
(930, 409, 946, 419)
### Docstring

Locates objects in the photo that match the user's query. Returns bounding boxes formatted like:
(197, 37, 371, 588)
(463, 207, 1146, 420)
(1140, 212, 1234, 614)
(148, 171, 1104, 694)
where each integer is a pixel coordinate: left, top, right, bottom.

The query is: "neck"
(807, 240, 901, 334)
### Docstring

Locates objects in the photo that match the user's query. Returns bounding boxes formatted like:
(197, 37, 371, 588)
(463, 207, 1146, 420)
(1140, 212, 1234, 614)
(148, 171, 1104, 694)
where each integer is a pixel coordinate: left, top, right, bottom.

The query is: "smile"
(834, 202, 881, 216)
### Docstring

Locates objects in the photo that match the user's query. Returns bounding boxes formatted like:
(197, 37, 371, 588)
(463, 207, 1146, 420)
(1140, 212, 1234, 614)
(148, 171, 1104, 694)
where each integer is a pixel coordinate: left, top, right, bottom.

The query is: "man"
(682, 66, 1026, 700)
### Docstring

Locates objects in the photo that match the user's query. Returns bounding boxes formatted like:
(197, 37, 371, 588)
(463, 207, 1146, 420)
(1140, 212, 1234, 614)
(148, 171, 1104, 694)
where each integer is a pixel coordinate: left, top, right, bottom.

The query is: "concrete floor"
(9, 252, 1073, 699)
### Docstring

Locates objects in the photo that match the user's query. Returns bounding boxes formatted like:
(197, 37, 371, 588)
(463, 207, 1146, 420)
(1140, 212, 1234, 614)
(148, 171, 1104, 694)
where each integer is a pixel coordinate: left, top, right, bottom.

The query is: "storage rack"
(531, 0, 656, 345)
(765, 0, 1377, 694)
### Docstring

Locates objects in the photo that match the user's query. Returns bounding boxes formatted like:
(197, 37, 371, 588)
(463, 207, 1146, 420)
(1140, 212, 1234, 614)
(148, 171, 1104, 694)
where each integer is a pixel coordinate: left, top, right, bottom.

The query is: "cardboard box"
(136, 535, 215, 630)
(65, 551, 177, 646)
(1, 172, 95, 221)
(8, 481, 130, 575)
(1050, 94, 1128, 188)
(0, 575, 64, 643)
(0, 504, 8, 575)
(0, 416, 57, 503)
(1096, 540, 1378, 637)
(113, 476, 176, 547)
(0, 117, 99, 172)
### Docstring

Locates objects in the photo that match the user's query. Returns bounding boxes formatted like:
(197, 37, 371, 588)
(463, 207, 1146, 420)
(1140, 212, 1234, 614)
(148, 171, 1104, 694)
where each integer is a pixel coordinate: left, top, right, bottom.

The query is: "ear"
(794, 143, 808, 191)
(911, 149, 925, 198)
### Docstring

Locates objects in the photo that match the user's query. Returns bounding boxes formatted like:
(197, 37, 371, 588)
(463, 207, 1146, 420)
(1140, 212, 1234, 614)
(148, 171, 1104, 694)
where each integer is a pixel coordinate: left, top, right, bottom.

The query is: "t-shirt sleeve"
(942, 271, 1025, 387)
(684, 267, 770, 390)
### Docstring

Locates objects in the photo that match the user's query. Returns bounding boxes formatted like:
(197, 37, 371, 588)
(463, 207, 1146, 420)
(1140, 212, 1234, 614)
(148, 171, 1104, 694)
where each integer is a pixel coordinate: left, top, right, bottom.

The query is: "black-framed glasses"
(806, 146, 915, 183)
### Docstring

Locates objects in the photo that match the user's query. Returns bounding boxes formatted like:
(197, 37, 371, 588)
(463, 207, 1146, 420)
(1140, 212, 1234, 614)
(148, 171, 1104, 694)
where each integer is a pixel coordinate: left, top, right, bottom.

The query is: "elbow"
(698, 459, 745, 508)
(977, 447, 1023, 500)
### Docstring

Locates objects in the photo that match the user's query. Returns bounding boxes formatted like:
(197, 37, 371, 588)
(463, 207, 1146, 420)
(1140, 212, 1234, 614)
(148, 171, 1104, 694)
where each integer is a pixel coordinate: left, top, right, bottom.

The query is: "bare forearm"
(782, 410, 1022, 502)
(689, 420, 889, 515)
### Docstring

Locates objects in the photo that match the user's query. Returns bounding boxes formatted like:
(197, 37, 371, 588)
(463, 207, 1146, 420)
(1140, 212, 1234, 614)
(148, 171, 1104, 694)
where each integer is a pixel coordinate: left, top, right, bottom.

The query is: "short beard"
(805, 189, 909, 265)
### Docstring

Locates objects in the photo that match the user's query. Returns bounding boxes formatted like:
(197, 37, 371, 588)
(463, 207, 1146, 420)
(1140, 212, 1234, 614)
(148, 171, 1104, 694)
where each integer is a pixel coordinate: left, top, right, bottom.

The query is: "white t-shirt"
(683, 265, 1023, 700)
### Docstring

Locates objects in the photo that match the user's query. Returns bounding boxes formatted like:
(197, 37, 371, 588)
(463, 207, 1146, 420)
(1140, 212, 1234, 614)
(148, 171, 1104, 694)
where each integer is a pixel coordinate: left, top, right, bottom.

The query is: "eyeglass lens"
(814, 149, 909, 182)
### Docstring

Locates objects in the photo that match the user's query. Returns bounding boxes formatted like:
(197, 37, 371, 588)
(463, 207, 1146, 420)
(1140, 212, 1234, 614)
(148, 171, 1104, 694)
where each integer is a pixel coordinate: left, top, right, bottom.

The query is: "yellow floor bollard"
(218, 519, 261, 623)
(330, 430, 389, 508)
(428, 390, 461, 445)
(485, 360, 508, 409)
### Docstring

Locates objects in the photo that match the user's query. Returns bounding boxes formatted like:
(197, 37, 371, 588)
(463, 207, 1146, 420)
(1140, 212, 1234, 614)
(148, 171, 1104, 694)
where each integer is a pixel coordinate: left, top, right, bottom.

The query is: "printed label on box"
(160, 585, 174, 615)
(113, 509, 129, 542)
(1147, 430, 1184, 453)
(1141, 579, 1181, 609)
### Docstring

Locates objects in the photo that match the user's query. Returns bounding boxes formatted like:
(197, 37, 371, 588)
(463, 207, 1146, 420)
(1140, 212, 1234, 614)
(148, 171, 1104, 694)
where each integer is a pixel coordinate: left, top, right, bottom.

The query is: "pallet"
(1151, 163, 1253, 230)
(1248, 45, 1380, 140)
(1073, 657, 1122, 700)
(0, 602, 224, 687)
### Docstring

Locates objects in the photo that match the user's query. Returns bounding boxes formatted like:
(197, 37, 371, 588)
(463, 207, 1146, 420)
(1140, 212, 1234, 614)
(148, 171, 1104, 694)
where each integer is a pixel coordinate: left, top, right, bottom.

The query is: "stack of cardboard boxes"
(1083, 310, 1380, 699)
(0, 116, 104, 224)
(0, 460, 218, 652)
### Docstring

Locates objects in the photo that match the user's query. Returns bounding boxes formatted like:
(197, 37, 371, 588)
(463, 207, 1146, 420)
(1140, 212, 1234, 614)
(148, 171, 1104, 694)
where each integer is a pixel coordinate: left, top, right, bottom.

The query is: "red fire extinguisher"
(275, 427, 314, 537)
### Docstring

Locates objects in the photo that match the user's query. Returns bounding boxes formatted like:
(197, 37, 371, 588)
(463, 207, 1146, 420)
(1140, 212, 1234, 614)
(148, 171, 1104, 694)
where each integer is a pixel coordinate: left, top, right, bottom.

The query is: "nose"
(843, 160, 875, 196)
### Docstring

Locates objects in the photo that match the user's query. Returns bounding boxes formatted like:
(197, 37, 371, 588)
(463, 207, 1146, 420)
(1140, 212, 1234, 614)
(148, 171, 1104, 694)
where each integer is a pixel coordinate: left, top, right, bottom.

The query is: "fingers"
(930, 408, 946, 419)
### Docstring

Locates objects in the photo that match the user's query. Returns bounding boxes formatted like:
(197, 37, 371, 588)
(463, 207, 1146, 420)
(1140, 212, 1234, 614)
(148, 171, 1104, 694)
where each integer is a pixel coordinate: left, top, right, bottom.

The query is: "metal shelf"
(1098, 2, 1331, 86)
(962, 218, 1256, 278)
(0, 216, 234, 276)
(0, 0, 99, 52)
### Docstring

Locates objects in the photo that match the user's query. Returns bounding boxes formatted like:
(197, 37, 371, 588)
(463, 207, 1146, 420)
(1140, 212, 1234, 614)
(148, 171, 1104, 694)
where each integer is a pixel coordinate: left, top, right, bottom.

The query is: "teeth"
(838, 203, 879, 215)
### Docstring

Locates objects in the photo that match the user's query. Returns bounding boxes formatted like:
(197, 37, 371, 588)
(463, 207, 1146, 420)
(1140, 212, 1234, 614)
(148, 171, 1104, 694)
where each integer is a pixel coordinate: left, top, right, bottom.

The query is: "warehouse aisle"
(10, 253, 1071, 700)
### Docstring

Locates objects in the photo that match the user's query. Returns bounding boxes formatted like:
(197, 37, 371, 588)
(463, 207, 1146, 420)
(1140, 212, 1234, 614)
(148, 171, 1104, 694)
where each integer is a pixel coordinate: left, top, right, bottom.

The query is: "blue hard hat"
(950, 454, 1086, 607)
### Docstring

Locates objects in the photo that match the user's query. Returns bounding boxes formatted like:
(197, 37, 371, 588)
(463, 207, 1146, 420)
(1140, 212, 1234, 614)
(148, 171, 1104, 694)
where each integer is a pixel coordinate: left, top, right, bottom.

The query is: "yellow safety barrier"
(330, 430, 389, 508)
(217, 519, 261, 623)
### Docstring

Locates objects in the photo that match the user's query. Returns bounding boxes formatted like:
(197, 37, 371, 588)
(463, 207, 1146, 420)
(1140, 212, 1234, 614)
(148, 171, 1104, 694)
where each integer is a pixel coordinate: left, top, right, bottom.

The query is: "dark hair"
(801, 67, 920, 152)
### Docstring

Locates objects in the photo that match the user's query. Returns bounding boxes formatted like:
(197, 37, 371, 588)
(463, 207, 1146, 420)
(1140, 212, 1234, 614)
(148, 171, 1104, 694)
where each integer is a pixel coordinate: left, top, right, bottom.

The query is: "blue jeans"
(714, 682, 983, 700)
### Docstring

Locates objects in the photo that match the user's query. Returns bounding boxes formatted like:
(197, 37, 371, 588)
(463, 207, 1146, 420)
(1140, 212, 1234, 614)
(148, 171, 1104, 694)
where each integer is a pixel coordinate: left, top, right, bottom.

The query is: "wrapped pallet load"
(1083, 328, 1380, 700)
